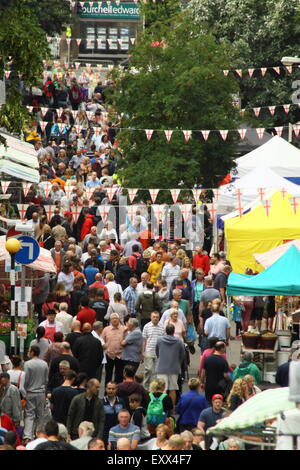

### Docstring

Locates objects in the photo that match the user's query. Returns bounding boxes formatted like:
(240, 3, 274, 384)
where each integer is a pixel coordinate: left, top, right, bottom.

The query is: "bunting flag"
(44, 205, 56, 223)
(286, 66, 293, 74)
(56, 38, 61, 45)
(257, 188, 266, 201)
(149, 189, 159, 204)
(106, 187, 116, 202)
(127, 188, 138, 203)
(79, 2, 84, 7)
(281, 188, 287, 199)
(223, 70, 229, 76)
(127, 205, 138, 225)
(4, 71, 11, 79)
(261, 68, 267, 76)
(275, 126, 283, 137)
(115, 0, 120, 5)
(39, 121, 47, 132)
(283, 104, 290, 114)
(72, 110, 78, 119)
(117, 39, 123, 47)
(206, 203, 217, 221)
(256, 128, 265, 140)
(1, 181, 11, 194)
(17, 204, 29, 221)
(64, 186, 74, 199)
(66, 38, 71, 45)
(178, 204, 193, 222)
(240, 109, 245, 117)
(41, 107, 48, 117)
(192, 189, 201, 202)
(58, 123, 65, 133)
(75, 125, 82, 134)
(269, 106, 276, 116)
(75, 62, 81, 69)
(253, 107, 261, 117)
(220, 130, 228, 141)
(130, 38, 136, 45)
(201, 130, 210, 141)
(97, 39, 102, 48)
(248, 68, 254, 78)
(57, 108, 64, 118)
(27, 106, 33, 113)
(170, 189, 180, 204)
(183, 130, 192, 143)
(86, 63, 91, 68)
(47, 37, 52, 43)
(237, 129, 247, 140)
(273, 67, 280, 75)
(85, 187, 95, 201)
(89, 1, 93, 7)
(289, 197, 299, 215)
(235, 69, 242, 78)
(294, 125, 300, 137)
(107, 39, 112, 48)
(164, 130, 173, 142)
(86, 111, 93, 121)
(145, 129, 154, 141)
(71, 206, 82, 223)
(214, 189, 219, 203)
(263, 199, 272, 216)
(43, 182, 52, 198)
(22, 183, 32, 197)
(152, 204, 166, 224)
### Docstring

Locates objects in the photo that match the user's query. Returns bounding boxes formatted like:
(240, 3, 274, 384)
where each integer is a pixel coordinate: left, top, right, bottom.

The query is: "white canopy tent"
(234, 135, 300, 180)
(0, 132, 39, 183)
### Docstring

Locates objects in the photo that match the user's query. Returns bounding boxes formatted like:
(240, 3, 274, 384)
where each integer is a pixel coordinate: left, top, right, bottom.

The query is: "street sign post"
(15, 236, 40, 265)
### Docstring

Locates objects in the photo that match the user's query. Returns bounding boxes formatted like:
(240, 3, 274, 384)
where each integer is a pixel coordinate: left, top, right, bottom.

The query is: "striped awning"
(208, 387, 296, 434)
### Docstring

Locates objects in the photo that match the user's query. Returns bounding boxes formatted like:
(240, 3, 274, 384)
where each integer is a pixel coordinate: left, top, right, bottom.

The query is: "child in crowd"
(232, 297, 245, 338)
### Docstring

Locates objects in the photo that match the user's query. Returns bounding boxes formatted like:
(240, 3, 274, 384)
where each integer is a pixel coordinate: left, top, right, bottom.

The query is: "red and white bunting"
(273, 67, 280, 75)
(17, 204, 29, 221)
(149, 189, 159, 203)
(86, 111, 93, 121)
(268, 106, 276, 116)
(97, 39, 102, 48)
(283, 104, 290, 114)
(127, 205, 138, 225)
(220, 130, 228, 141)
(75, 62, 81, 69)
(107, 39, 112, 48)
(58, 123, 65, 133)
(237, 129, 247, 140)
(1, 181, 11, 194)
(72, 110, 78, 119)
(117, 39, 123, 47)
(22, 183, 32, 197)
(164, 130, 173, 142)
(214, 189, 219, 203)
(44, 205, 56, 223)
(223, 70, 229, 76)
(286, 66, 293, 74)
(206, 203, 217, 221)
(41, 107, 48, 117)
(240, 109, 245, 117)
(27, 106, 33, 113)
(85, 187, 95, 201)
(64, 186, 74, 199)
(294, 125, 300, 137)
(130, 38, 136, 45)
(275, 126, 283, 137)
(127, 188, 138, 203)
(145, 129, 154, 141)
(281, 188, 287, 199)
(79, 2, 84, 7)
(66, 38, 71, 45)
(261, 68, 267, 76)
(235, 69, 242, 78)
(248, 68, 254, 78)
(93, 127, 101, 136)
(47, 37, 52, 43)
(263, 199, 272, 216)
(256, 128, 265, 140)
(152, 204, 166, 222)
(201, 130, 210, 141)
(133, 0, 138, 3)
(170, 189, 180, 204)
(115, 0, 120, 5)
(87, 39, 92, 47)
(57, 107, 64, 118)
(106, 187, 116, 202)
(183, 130, 192, 143)
(43, 182, 52, 198)
(253, 107, 261, 117)
(71, 207, 82, 224)
(71, 1, 76, 8)
(40, 121, 47, 132)
(289, 197, 299, 215)
(179, 204, 193, 222)
(257, 188, 265, 201)
(4, 71, 11, 79)
(89, 1, 93, 7)
(75, 125, 82, 134)
(86, 63, 91, 68)
(192, 189, 201, 202)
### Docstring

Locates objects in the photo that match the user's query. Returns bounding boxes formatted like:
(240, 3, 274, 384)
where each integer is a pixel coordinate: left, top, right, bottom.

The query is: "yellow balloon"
(5, 238, 21, 254)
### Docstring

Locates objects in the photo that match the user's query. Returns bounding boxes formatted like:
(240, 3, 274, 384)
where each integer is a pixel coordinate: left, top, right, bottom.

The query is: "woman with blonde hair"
(176, 249, 187, 267)
(147, 379, 174, 437)
(145, 423, 169, 450)
(226, 378, 248, 412)
(244, 374, 261, 398)
(164, 309, 186, 342)
(182, 256, 193, 281)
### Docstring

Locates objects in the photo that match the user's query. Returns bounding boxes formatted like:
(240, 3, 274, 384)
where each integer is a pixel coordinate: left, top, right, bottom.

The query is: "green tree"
(189, 0, 300, 128)
(109, 12, 240, 189)
(25, 0, 72, 36)
(0, 0, 49, 139)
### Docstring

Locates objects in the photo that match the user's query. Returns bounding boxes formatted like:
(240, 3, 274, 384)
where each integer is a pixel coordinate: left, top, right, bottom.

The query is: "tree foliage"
(189, 0, 300, 127)
(25, 0, 72, 36)
(109, 9, 240, 189)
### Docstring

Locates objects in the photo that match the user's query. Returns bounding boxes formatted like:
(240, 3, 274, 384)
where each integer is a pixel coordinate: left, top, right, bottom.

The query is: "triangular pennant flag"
(79, 2, 84, 7)
(71, 206, 82, 224)
(164, 130, 173, 142)
(283, 104, 290, 114)
(273, 67, 280, 75)
(1, 181, 11, 194)
(64, 186, 74, 199)
(294, 124, 300, 137)
(27, 106, 33, 113)
(289, 197, 299, 215)
(41, 107, 48, 117)
(223, 70, 229, 76)
(268, 106, 276, 116)
(85, 187, 95, 201)
(75, 125, 82, 134)
(71, 1, 76, 8)
(43, 182, 52, 198)
(57, 107, 64, 118)
(107, 39, 112, 47)
(170, 189, 180, 204)
(72, 110, 78, 119)
(127, 188, 138, 203)
(149, 189, 159, 204)
(220, 130, 228, 141)
(66, 38, 71, 45)
(178, 204, 193, 222)
(248, 68, 254, 78)
(145, 129, 154, 141)
(237, 129, 247, 140)
(253, 107, 261, 117)
(281, 188, 287, 199)
(256, 128, 265, 140)
(192, 189, 201, 202)
(89, 1, 93, 7)
(4, 71, 11, 79)
(75, 61, 81, 69)
(201, 130, 210, 141)
(58, 123, 64, 133)
(86, 63, 91, 68)
(206, 203, 217, 221)
(86, 111, 93, 121)
(275, 126, 283, 137)
(257, 188, 266, 201)
(261, 67, 267, 76)
(286, 66, 293, 74)
(106, 187, 116, 202)
(39, 121, 47, 132)
(57, 38, 61, 45)
(235, 69, 242, 77)
(152, 204, 167, 224)
(263, 199, 272, 216)
(47, 37, 52, 43)
(117, 39, 123, 47)
(127, 205, 138, 225)
(17, 204, 29, 221)
(115, 0, 120, 4)
(183, 130, 192, 143)
(130, 38, 136, 45)
(44, 205, 56, 223)
(22, 183, 32, 197)
(97, 39, 102, 48)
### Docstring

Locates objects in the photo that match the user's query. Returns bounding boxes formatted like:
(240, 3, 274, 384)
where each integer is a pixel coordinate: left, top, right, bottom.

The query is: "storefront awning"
(0, 159, 40, 183)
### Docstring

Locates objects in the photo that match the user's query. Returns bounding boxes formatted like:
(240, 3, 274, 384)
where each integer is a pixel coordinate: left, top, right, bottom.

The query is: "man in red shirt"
(128, 244, 141, 272)
(193, 246, 210, 275)
(76, 297, 96, 330)
(89, 273, 110, 301)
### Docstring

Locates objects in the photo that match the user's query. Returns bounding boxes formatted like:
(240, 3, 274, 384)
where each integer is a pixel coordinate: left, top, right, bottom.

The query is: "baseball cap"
(212, 394, 224, 402)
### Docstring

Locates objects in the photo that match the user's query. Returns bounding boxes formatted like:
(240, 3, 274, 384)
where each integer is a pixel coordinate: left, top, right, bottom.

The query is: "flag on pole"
(149, 189, 159, 203)
(170, 189, 180, 204)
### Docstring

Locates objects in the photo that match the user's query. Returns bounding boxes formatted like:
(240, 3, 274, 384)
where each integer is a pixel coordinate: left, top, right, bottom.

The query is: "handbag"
(17, 372, 27, 409)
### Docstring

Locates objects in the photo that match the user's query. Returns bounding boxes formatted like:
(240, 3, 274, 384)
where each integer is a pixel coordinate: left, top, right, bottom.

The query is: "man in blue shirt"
(108, 409, 140, 450)
(176, 378, 208, 432)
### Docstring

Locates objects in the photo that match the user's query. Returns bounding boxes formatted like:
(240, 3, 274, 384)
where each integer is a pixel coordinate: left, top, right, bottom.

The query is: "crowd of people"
(0, 65, 273, 451)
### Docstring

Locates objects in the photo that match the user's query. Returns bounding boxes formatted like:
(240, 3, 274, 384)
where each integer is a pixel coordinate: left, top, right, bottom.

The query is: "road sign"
(6, 227, 22, 240)
(15, 236, 40, 265)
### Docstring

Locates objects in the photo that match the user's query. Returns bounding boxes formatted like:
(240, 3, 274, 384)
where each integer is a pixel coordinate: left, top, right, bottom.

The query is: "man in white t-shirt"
(137, 272, 150, 294)
(161, 256, 181, 289)
(26, 424, 48, 450)
(91, 321, 107, 380)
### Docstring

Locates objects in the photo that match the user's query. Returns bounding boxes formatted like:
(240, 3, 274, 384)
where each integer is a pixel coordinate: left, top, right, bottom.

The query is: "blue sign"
(15, 236, 40, 265)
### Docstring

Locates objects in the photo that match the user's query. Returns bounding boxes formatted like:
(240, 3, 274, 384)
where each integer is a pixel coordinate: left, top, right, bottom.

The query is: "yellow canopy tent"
(224, 191, 300, 273)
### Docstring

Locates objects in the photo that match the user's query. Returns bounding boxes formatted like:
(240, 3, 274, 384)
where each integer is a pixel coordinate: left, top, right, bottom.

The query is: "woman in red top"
(0, 413, 21, 446)
(192, 247, 210, 275)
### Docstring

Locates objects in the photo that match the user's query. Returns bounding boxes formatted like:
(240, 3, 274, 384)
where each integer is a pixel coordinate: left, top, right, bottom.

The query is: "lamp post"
(5, 238, 21, 355)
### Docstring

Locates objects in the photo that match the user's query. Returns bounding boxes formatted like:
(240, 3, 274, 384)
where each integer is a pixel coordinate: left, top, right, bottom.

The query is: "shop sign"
(79, 2, 140, 20)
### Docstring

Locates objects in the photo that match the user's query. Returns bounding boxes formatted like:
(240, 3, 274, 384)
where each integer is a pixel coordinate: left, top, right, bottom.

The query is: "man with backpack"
(135, 282, 161, 329)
